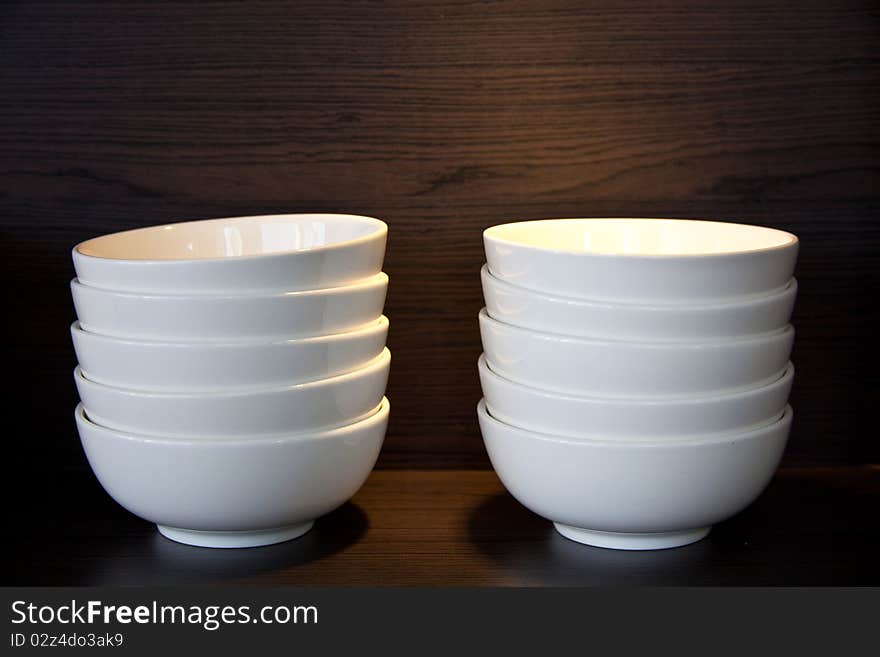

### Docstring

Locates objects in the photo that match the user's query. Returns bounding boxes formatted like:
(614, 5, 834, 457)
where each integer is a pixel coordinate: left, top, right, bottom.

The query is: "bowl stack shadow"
(70, 214, 391, 548)
(477, 218, 799, 551)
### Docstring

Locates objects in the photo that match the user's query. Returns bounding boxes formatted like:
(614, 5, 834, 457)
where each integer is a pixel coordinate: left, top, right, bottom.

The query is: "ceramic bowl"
(75, 399, 389, 548)
(71, 273, 388, 341)
(479, 309, 793, 397)
(478, 399, 792, 550)
(483, 218, 798, 303)
(74, 348, 390, 437)
(481, 264, 797, 341)
(478, 354, 793, 439)
(71, 317, 389, 392)
(73, 214, 387, 294)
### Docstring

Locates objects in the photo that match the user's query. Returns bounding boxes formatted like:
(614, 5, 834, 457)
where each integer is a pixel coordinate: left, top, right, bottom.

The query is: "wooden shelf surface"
(5, 466, 878, 586)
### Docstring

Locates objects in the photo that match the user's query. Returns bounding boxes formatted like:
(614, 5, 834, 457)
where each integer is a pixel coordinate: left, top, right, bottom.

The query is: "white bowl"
(73, 214, 387, 294)
(478, 354, 793, 439)
(481, 264, 797, 341)
(479, 309, 793, 397)
(484, 218, 798, 303)
(75, 399, 389, 548)
(71, 273, 388, 341)
(478, 399, 792, 550)
(74, 348, 390, 437)
(71, 317, 389, 392)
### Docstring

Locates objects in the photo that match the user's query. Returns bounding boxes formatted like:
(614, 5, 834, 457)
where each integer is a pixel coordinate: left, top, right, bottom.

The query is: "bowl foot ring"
(157, 521, 315, 548)
(553, 523, 710, 550)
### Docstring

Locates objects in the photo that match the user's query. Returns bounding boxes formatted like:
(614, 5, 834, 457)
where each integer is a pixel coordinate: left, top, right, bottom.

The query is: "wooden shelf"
(6, 466, 878, 586)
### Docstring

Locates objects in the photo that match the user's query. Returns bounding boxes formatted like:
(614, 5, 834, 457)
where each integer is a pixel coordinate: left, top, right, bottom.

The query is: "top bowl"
(73, 214, 388, 294)
(484, 218, 798, 303)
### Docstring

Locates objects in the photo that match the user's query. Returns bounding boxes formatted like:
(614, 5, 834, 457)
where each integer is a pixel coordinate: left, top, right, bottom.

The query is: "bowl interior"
(76, 214, 385, 261)
(485, 218, 796, 257)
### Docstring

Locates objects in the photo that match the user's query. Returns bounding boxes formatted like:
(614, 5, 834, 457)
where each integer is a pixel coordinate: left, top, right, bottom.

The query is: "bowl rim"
(478, 398, 792, 447)
(480, 263, 798, 309)
(74, 347, 391, 398)
(478, 353, 795, 405)
(478, 307, 794, 348)
(483, 218, 798, 259)
(73, 213, 388, 263)
(70, 315, 389, 348)
(75, 397, 390, 445)
(70, 271, 388, 301)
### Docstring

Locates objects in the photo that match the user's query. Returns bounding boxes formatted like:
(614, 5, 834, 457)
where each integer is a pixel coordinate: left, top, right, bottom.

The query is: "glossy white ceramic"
(481, 264, 797, 341)
(71, 317, 389, 392)
(478, 354, 793, 439)
(71, 273, 388, 341)
(478, 399, 791, 550)
(479, 309, 793, 397)
(74, 348, 390, 437)
(73, 214, 388, 294)
(484, 218, 798, 303)
(75, 399, 389, 548)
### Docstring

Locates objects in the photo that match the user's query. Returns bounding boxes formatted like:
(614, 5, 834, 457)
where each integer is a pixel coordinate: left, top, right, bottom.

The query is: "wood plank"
(3, 467, 877, 586)
(2, 1, 877, 469)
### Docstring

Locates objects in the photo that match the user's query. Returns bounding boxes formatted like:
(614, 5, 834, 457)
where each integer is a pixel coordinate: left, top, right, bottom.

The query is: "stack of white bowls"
(70, 214, 391, 548)
(478, 218, 799, 550)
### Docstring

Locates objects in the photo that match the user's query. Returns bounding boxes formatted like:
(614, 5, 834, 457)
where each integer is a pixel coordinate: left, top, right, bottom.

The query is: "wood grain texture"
(3, 467, 878, 586)
(1, 1, 878, 474)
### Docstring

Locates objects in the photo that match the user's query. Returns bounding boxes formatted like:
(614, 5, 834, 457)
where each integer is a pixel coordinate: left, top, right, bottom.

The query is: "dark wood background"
(2, 1, 878, 484)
